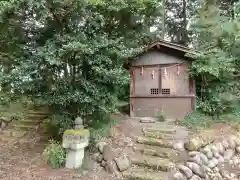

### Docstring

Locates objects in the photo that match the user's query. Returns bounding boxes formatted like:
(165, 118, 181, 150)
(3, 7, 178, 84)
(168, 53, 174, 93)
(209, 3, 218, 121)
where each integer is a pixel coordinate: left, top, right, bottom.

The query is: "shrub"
(42, 113, 74, 140)
(42, 140, 66, 169)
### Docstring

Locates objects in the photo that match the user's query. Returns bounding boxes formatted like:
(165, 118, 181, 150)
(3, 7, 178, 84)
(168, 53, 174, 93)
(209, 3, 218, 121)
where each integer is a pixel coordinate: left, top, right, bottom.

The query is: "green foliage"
(0, 0, 162, 135)
(42, 113, 74, 140)
(42, 139, 66, 169)
(188, 1, 240, 117)
(88, 115, 120, 151)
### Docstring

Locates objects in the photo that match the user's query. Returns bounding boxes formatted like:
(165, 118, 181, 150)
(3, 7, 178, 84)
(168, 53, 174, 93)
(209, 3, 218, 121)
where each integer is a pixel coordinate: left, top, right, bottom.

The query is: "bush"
(42, 140, 66, 169)
(42, 113, 74, 140)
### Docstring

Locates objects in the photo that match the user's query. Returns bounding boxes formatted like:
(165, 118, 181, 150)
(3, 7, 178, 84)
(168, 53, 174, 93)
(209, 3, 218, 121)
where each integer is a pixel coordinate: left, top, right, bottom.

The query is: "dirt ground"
(0, 115, 239, 180)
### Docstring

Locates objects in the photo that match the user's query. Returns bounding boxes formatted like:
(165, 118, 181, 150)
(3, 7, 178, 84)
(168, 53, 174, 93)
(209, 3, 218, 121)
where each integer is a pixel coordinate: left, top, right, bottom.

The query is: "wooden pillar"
(129, 67, 135, 117)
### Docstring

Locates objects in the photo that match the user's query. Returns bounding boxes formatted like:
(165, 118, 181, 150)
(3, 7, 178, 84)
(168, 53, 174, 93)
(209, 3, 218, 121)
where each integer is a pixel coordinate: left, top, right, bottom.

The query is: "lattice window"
(162, 88, 170, 95)
(150, 88, 159, 95)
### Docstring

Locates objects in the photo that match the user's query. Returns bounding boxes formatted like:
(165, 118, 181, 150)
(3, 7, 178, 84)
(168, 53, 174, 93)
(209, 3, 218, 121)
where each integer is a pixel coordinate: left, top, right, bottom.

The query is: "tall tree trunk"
(161, 0, 165, 39)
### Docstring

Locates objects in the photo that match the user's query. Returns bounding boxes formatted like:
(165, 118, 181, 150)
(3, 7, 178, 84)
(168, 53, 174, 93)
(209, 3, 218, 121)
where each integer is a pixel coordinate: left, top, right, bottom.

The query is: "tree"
(189, 0, 240, 117)
(164, 0, 198, 45)
(0, 0, 162, 127)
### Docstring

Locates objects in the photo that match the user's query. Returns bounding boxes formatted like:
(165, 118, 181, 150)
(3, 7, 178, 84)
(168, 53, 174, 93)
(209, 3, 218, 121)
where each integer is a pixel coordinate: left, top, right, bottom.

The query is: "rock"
(97, 154, 103, 162)
(185, 137, 203, 151)
(174, 141, 185, 151)
(177, 165, 193, 179)
(186, 162, 206, 178)
(172, 172, 187, 180)
(75, 117, 83, 125)
(202, 146, 213, 159)
(215, 142, 224, 155)
(228, 136, 236, 149)
(103, 145, 114, 161)
(104, 160, 115, 174)
(217, 155, 225, 164)
(221, 170, 230, 179)
(0, 120, 7, 129)
(97, 142, 107, 153)
(189, 175, 202, 180)
(189, 155, 202, 165)
(223, 149, 235, 160)
(232, 156, 239, 165)
(92, 153, 100, 161)
(234, 137, 240, 146)
(211, 145, 220, 158)
(236, 146, 240, 153)
(222, 139, 230, 149)
(200, 153, 209, 165)
(114, 156, 131, 172)
(203, 165, 211, 172)
(189, 151, 200, 157)
(207, 158, 218, 168)
(101, 160, 106, 167)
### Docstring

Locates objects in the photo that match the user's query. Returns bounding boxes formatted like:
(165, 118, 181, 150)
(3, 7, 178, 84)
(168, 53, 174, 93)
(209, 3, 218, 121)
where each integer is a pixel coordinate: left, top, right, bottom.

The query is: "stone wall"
(173, 132, 240, 180)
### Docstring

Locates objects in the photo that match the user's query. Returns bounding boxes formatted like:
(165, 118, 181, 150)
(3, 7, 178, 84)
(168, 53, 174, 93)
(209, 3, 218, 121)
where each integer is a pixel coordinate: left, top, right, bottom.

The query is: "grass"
(88, 115, 122, 152)
(178, 106, 240, 130)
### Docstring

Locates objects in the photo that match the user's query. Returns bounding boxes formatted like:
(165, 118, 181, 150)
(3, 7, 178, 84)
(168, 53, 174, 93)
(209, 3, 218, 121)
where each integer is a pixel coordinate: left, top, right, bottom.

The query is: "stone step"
(133, 145, 180, 159)
(143, 130, 176, 140)
(131, 155, 175, 171)
(27, 111, 50, 115)
(26, 114, 49, 120)
(137, 136, 175, 149)
(142, 127, 186, 134)
(122, 168, 169, 180)
(13, 124, 37, 130)
(16, 119, 40, 125)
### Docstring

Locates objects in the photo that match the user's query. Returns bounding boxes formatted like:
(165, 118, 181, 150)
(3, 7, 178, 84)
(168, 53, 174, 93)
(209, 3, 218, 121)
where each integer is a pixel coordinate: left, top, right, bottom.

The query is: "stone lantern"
(62, 117, 90, 169)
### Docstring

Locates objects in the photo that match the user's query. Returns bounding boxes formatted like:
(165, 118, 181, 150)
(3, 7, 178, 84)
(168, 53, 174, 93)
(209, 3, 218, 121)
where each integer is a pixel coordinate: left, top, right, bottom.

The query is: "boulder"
(236, 146, 240, 153)
(189, 151, 200, 157)
(103, 145, 114, 161)
(228, 136, 236, 149)
(202, 146, 213, 159)
(114, 156, 131, 172)
(215, 142, 224, 155)
(217, 155, 225, 164)
(101, 160, 106, 167)
(186, 162, 206, 178)
(177, 165, 193, 179)
(174, 141, 185, 151)
(104, 160, 115, 174)
(199, 153, 209, 165)
(185, 130, 218, 151)
(211, 145, 220, 158)
(92, 152, 100, 161)
(207, 158, 218, 168)
(222, 139, 230, 149)
(232, 156, 239, 165)
(173, 172, 187, 180)
(97, 154, 103, 163)
(223, 149, 235, 160)
(97, 141, 107, 153)
(188, 155, 202, 165)
(189, 175, 202, 180)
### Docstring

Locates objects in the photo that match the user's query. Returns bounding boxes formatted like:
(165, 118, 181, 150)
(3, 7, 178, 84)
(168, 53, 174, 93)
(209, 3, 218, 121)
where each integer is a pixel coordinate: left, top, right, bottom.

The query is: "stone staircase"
(122, 118, 191, 180)
(0, 110, 50, 145)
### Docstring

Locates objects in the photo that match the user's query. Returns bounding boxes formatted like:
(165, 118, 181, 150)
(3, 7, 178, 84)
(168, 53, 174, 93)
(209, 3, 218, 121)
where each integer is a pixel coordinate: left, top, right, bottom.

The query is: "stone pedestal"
(65, 146, 85, 168)
(62, 117, 89, 169)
